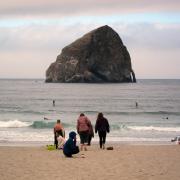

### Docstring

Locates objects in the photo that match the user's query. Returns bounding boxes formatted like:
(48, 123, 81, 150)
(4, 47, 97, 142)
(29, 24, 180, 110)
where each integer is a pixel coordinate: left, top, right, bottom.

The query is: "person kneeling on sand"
(63, 131, 79, 157)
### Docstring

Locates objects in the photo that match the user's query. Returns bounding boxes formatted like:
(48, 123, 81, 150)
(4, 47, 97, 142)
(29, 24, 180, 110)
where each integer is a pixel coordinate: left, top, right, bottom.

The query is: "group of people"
(53, 112, 110, 157)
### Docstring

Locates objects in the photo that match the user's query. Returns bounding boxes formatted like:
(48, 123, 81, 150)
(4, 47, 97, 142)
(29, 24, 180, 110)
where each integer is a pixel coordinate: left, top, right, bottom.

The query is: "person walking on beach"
(95, 113, 110, 149)
(77, 113, 91, 151)
(54, 119, 65, 149)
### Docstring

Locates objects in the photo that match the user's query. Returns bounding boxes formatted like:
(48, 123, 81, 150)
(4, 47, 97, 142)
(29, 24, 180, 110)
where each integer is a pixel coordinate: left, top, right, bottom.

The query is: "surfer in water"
(53, 100, 55, 107)
(135, 102, 138, 108)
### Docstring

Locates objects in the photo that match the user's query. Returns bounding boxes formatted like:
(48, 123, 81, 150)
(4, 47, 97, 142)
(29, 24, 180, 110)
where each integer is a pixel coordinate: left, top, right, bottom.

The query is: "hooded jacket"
(95, 117, 110, 133)
(63, 131, 78, 157)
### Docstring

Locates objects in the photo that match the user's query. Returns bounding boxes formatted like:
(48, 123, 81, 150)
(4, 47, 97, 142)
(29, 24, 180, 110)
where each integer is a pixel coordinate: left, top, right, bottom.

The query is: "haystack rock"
(46, 25, 136, 83)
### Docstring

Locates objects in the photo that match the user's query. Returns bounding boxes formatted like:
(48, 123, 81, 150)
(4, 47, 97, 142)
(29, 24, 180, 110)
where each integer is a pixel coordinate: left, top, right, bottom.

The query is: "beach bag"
(106, 146, 113, 150)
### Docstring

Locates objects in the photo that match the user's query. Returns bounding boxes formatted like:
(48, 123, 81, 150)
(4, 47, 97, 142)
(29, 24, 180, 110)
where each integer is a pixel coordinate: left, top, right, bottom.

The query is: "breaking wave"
(0, 120, 31, 128)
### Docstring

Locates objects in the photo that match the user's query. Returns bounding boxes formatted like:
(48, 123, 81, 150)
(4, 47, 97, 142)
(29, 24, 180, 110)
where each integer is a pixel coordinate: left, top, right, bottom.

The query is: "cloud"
(114, 23, 180, 50)
(0, 0, 180, 17)
(1, 22, 179, 53)
(0, 51, 53, 78)
(131, 48, 180, 79)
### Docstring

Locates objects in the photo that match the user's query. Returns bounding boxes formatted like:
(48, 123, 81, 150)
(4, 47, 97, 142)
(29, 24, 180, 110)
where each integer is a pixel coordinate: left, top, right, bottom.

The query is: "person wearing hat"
(63, 131, 79, 157)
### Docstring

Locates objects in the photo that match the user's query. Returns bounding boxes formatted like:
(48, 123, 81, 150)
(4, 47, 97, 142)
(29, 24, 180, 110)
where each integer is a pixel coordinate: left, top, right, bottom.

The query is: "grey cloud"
(0, 24, 96, 53)
(1, 22, 179, 53)
(112, 23, 180, 50)
(0, 0, 180, 17)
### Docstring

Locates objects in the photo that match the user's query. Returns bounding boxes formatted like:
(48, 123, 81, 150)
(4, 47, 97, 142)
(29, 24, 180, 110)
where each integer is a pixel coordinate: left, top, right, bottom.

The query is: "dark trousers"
(64, 146, 79, 157)
(88, 135, 92, 146)
(98, 131, 106, 148)
(54, 130, 63, 149)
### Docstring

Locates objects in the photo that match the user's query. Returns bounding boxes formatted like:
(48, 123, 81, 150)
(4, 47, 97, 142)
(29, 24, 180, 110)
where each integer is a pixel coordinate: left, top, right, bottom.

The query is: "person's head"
(69, 131, 76, 139)
(80, 113, 85, 117)
(97, 112, 103, 120)
(57, 119, 61, 123)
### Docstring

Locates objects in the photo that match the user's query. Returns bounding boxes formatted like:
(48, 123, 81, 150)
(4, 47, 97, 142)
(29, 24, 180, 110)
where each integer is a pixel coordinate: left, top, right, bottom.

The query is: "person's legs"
(54, 134, 58, 149)
(98, 131, 103, 148)
(102, 131, 107, 149)
(84, 132, 89, 150)
(72, 146, 80, 155)
(87, 135, 92, 146)
(64, 153, 72, 158)
(64, 146, 79, 157)
(84, 144, 87, 151)
(80, 131, 88, 151)
(80, 132, 85, 151)
(80, 144, 84, 151)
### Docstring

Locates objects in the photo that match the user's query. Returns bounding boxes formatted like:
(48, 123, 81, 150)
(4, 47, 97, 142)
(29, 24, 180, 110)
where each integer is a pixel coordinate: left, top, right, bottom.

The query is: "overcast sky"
(0, 0, 180, 79)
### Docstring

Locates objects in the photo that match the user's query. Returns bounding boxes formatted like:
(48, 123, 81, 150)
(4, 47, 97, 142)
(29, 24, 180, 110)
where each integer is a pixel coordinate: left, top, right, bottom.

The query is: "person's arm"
(92, 125, 94, 137)
(86, 117, 91, 127)
(76, 120, 79, 134)
(95, 120, 98, 133)
(106, 119, 110, 133)
(62, 129, 65, 138)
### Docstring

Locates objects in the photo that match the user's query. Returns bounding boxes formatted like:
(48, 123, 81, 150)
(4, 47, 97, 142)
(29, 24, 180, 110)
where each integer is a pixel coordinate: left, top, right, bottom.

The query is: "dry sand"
(0, 144, 180, 180)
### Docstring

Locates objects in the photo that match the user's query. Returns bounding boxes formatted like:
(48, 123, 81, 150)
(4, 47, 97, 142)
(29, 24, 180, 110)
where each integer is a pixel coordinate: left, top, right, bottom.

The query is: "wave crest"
(128, 126, 180, 132)
(0, 120, 31, 128)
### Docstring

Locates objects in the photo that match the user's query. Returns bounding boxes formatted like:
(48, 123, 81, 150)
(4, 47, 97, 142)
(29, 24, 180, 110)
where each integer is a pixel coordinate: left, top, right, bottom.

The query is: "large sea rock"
(46, 25, 136, 83)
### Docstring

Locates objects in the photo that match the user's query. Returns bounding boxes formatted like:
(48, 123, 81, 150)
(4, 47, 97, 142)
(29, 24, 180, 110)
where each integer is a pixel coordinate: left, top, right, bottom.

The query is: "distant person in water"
(63, 131, 79, 157)
(54, 120, 65, 149)
(87, 122, 94, 146)
(135, 102, 138, 108)
(77, 113, 91, 151)
(95, 113, 110, 149)
(53, 100, 55, 106)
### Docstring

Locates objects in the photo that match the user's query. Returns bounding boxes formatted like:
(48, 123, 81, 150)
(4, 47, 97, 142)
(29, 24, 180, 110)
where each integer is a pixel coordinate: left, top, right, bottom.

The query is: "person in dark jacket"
(63, 131, 79, 157)
(95, 113, 110, 149)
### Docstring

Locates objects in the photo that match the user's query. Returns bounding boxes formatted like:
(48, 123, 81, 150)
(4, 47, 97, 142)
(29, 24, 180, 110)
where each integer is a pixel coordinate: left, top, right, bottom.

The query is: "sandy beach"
(0, 144, 180, 180)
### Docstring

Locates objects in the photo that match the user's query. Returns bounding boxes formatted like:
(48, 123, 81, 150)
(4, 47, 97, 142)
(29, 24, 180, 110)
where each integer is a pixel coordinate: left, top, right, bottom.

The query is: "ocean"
(0, 79, 180, 145)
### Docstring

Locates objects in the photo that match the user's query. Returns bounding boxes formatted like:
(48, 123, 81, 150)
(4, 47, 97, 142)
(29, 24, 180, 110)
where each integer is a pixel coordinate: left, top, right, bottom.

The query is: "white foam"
(128, 126, 180, 132)
(0, 120, 31, 128)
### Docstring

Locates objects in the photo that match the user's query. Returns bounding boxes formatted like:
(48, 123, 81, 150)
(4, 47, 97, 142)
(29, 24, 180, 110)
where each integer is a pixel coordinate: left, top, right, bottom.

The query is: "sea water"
(0, 79, 180, 145)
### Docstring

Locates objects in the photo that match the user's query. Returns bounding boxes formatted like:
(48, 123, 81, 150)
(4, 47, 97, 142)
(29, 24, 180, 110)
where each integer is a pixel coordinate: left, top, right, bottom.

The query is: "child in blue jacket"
(63, 131, 79, 157)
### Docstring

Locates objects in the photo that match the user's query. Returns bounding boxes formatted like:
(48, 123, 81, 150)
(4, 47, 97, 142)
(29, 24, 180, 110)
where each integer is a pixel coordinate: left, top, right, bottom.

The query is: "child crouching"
(57, 135, 66, 149)
(63, 131, 79, 157)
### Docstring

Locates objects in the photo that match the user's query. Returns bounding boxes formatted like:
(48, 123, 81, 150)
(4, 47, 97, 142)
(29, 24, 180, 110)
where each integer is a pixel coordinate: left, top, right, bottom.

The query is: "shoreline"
(0, 140, 174, 147)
